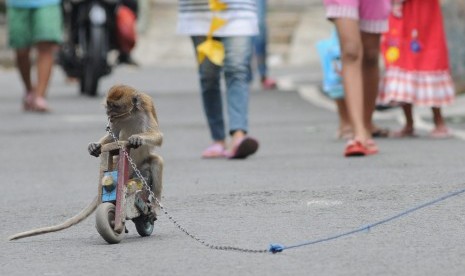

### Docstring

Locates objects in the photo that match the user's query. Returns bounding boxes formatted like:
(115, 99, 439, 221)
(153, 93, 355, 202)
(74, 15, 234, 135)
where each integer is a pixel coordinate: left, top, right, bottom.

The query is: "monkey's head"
(105, 85, 143, 120)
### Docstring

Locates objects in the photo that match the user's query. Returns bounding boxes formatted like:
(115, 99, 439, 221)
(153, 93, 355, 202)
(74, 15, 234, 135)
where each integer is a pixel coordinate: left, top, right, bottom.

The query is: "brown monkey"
(9, 85, 163, 241)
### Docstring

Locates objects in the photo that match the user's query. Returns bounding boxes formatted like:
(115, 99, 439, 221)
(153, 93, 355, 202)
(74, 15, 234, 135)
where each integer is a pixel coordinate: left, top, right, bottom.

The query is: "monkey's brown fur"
(9, 85, 163, 241)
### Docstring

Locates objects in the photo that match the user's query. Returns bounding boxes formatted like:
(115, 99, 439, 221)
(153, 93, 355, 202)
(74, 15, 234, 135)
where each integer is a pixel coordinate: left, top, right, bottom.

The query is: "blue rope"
(269, 187, 465, 254)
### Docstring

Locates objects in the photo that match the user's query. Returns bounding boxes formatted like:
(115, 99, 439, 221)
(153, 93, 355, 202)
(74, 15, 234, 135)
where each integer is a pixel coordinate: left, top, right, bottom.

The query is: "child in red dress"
(378, 0, 455, 138)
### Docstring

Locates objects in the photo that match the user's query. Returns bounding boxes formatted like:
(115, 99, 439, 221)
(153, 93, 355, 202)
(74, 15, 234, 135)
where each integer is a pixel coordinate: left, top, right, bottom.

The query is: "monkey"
(9, 84, 163, 241)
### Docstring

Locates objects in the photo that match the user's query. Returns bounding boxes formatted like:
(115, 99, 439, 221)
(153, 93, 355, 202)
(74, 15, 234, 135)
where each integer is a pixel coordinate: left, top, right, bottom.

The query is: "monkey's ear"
(132, 94, 142, 110)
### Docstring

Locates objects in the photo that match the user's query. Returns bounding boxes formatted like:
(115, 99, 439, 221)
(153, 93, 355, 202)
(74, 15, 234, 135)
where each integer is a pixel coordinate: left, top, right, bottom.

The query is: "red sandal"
(344, 139, 378, 157)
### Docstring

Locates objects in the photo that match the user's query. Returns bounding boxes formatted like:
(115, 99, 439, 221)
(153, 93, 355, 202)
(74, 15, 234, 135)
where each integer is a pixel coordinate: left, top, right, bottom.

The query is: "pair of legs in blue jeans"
(192, 36, 258, 159)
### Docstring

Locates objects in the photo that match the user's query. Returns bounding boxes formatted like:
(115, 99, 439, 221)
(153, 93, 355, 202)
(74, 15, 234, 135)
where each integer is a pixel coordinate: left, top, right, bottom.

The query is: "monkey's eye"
(107, 102, 119, 109)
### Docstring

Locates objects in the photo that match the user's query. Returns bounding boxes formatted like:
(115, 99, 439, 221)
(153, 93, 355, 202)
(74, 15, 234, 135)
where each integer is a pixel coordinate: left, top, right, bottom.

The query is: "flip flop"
(344, 140, 366, 157)
(228, 137, 259, 159)
(344, 139, 378, 157)
(202, 143, 227, 158)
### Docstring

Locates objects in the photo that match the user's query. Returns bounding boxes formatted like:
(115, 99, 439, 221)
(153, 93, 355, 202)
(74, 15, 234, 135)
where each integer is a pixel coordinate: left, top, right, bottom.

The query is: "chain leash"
(105, 119, 269, 253)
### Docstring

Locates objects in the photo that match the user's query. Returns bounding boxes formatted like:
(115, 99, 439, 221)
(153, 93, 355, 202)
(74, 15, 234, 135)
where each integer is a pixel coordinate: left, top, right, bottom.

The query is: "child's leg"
(333, 18, 369, 142)
(403, 103, 414, 130)
(335, 98, 352, 139)
(431, 107, 451, 138)
(361, 32, 381, 132)
(392, 103, 416, 137)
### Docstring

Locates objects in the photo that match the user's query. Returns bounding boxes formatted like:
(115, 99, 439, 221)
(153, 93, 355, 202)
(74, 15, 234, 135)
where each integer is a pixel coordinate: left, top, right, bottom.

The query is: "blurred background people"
(323, 0, 391, 157)
(177, 0, 259, 159)
(252, 0, 277, 90)
(378, 0, 455, 138)
(6, 0, 63, 112)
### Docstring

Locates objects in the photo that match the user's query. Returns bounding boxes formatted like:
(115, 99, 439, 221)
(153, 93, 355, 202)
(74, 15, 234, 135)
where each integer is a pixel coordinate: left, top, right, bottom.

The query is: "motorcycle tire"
(80, 26, 106, 97)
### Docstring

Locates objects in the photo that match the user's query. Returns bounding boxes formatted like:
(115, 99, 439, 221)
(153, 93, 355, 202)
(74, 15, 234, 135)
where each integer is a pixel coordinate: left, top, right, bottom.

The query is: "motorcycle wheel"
(80, 26, 105, 97)
(95, 202, 125, 244)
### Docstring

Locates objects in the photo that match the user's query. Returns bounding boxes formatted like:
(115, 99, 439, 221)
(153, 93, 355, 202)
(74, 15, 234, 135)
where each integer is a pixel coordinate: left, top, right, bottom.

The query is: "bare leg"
(36, 42, 58, 99)
(335, 98, 352, 139)
(392, 103, 416, 137)
(231, 130, 246, 146)
(333, 19, 369, 142)
(15, 48, 33, 92)
(430, 107, 450, 138)
(361, 32, 382, 133)
(432, 107, 446, 129)
(403, 103, 414, 130)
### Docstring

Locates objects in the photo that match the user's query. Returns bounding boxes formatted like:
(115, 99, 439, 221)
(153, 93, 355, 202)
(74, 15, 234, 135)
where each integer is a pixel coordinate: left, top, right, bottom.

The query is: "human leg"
(335, 98, 353, 139)
(7, 7, 35, 110)
(30, 4, 63, 111)
(33, 42, 58, 112)
(253, 0, 276, 90)
(222, 36, 259, 158)
(333, 19, 369, 142)
(391, 103, 416, 137)
(430, 107, 451, 138)
(360, 31, 389, 137)
(191, 36, 227, 156)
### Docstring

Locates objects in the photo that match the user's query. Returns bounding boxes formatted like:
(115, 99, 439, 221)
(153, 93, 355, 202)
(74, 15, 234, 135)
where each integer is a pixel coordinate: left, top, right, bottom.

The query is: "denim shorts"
(323, 0, 391, 33)
(7, 4, 63, 49)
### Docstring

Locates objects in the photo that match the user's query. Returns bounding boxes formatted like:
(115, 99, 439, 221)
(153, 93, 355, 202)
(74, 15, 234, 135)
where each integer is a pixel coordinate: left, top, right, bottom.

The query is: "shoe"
(228, 137, 259, 159)
(201, 143, 227, 158)
(261, 77, 277, 90)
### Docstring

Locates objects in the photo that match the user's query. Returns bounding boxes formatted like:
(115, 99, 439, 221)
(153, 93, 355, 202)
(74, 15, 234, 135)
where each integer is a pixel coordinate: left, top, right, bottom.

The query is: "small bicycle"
(95, 141, 156, 244)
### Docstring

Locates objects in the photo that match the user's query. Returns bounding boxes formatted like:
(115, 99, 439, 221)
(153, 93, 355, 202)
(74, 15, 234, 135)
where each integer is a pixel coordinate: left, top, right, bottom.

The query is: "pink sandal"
(202, 143, 227, 158)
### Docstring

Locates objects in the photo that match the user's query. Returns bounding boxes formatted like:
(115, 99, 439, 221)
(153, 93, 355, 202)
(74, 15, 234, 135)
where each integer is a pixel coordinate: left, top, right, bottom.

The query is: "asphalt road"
(1, 65, 465, 276)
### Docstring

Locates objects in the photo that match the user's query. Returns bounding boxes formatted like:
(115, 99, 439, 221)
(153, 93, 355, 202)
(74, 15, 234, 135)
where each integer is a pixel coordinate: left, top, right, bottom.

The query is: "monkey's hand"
(88, 142, 102, 157)
(128, 135, 144, 148)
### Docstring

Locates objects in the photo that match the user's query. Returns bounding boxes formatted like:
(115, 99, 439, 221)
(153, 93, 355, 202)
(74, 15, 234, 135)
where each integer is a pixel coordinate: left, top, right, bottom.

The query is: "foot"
(201, 143, 227, 158)
(32, 97, 50, 113)
(430, 127, 452, 139)
(337, 126, 353, 140)
(23, 92, 35, 111)
(227, 137, 259, 159)
(371, 127, 390, 138)
(390, 127, 416, 138)
(261, 77, 277, 90)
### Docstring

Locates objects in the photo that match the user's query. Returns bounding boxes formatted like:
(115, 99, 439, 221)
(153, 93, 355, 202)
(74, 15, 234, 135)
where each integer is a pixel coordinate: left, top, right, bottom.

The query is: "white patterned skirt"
(378, 67, 455, 107)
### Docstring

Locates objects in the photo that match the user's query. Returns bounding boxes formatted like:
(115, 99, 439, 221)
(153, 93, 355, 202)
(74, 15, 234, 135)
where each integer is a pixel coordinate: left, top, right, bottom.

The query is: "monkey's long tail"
(8, 196, 99, 241)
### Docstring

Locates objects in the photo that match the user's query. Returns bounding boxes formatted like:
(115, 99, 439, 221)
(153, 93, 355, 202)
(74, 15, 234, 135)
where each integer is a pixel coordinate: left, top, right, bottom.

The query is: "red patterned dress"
(378, 0, 455, 107)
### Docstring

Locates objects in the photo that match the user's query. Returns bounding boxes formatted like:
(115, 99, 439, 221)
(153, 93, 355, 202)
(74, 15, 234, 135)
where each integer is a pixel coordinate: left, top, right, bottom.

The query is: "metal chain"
(105, 119, 268, 253)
